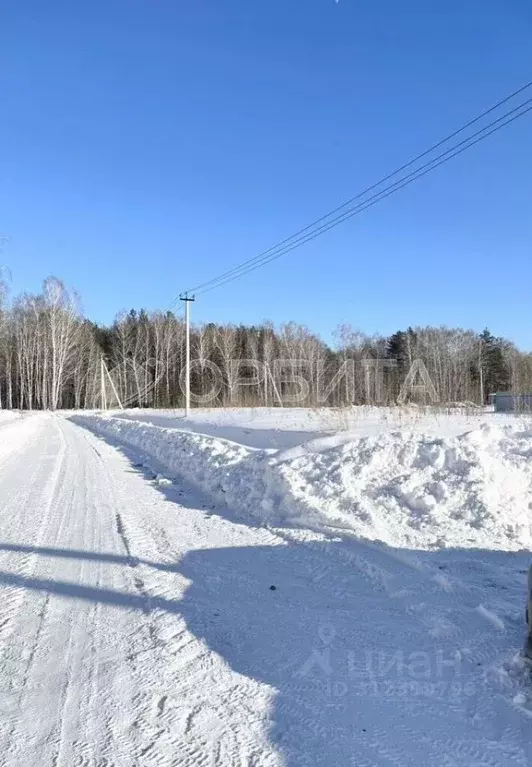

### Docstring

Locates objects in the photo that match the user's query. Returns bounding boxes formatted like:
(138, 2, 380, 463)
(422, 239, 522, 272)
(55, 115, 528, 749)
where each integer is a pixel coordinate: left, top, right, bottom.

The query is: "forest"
(0, 275, 528, 410)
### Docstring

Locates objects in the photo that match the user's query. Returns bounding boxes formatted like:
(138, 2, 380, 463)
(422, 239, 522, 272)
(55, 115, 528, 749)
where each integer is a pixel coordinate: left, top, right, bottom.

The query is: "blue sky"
(1, 0, 531, 347)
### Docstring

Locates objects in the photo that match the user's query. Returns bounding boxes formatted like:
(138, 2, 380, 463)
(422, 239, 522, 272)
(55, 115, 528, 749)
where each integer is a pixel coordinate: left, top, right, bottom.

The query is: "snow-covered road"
(0, 414, 531, 766)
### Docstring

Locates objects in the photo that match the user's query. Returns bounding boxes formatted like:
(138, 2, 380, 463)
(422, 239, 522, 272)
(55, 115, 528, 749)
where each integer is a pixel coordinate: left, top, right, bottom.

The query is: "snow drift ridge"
(71, 414, 532, 551)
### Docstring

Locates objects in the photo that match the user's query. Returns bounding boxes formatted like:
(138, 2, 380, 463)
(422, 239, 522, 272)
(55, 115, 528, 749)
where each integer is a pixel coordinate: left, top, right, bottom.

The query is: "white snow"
(73, 413, 532, 551)
(0, 408, 531, 765)
(0, 409, 25, 435)
(0, 411, 44, 463)
(104, 404, 521, 449)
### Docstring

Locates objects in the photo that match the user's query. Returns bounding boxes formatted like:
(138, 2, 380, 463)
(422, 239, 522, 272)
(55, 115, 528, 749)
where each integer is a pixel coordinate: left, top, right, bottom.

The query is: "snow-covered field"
(103, 404, 514, 449)
(0, 407, 531, 765)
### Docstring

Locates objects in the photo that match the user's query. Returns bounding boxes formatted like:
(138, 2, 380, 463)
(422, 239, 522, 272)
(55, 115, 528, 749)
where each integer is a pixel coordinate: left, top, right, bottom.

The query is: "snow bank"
(71, 415, 532, 551)
(275, 424, 532, 550)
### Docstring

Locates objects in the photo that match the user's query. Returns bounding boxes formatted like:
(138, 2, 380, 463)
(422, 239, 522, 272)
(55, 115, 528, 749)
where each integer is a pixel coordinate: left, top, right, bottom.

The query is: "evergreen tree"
(387, 331, 407, 369)
(387, 327, 417, 374)
(478, 328, 510, 400)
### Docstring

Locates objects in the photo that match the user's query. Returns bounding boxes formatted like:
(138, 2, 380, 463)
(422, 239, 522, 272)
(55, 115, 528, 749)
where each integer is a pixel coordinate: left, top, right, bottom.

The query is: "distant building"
(493, 393, 532, 413)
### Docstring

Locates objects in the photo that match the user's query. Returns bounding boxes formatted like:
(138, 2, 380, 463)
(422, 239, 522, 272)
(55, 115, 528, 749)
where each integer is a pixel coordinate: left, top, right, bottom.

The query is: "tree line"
(0, 275, 528, 410)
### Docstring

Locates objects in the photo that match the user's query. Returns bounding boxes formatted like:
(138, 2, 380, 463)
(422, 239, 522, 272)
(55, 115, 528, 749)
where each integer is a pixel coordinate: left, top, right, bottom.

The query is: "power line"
(170, 79, 532, 302)
(196, 99, 532, 295)
(185, 79, 532, 297)
(198, 102, 532, 295)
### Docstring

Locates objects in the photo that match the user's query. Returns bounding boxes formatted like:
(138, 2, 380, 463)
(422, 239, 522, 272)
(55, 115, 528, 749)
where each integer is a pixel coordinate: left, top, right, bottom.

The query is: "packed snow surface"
(0, 409, 531, 766)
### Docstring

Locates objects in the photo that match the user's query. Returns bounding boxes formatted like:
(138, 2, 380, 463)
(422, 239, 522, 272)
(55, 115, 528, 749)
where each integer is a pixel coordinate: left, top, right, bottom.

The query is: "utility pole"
(479, 339, 485, 406)
(100, 357, 107, 410)
(180, 292, 195, 417)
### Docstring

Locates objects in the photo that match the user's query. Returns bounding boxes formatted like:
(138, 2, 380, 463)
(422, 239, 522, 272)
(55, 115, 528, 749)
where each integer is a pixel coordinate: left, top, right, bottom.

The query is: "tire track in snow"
(0, 417, 67, 652)
(70, 422, 281, 766)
